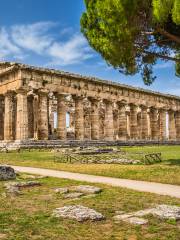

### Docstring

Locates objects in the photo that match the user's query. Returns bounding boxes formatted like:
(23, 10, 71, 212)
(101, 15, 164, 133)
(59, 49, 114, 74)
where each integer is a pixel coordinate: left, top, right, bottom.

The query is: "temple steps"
(0, 140, 179, 150)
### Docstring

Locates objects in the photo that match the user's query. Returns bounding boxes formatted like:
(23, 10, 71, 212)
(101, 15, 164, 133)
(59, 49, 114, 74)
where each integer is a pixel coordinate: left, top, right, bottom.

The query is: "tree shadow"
(164, 159, 180, 166)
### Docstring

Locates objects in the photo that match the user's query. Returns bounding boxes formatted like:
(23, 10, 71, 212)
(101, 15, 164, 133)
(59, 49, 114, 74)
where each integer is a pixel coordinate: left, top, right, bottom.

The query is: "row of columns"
(0, 90, 180, 141)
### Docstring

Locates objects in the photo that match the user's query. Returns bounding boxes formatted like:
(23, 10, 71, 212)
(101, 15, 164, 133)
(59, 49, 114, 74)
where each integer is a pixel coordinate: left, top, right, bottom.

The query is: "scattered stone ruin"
(0, 62, 180, 147)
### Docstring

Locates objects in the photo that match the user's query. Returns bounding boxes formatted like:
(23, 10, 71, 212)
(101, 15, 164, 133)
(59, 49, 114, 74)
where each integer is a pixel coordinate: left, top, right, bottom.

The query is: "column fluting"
(57, 94, 67, 140)
(104, 100, 114, 141)
(73, 96, 84, 140)
(38, 90, 49, 140)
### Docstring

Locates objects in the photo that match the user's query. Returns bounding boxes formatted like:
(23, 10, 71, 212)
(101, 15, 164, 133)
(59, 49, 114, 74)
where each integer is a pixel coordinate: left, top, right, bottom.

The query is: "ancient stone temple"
(0, 62, 180, 147)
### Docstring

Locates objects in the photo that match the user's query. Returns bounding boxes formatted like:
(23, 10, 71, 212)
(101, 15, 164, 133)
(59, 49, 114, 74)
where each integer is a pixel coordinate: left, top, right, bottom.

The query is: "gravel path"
(11, 165, 180, 198)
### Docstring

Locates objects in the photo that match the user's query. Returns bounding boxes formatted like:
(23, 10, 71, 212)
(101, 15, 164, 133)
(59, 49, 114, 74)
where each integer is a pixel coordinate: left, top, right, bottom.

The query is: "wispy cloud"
(11, 22, 55, 54)
(0, 21, 94, 66)
(0, 27, 22, 59)
(48, 34, 93, 66)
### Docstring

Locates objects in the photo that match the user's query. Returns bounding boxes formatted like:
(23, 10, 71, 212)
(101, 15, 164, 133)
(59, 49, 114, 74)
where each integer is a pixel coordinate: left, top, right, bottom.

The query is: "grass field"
(0, 145, 180, 185)
(0, 173, 180, 240)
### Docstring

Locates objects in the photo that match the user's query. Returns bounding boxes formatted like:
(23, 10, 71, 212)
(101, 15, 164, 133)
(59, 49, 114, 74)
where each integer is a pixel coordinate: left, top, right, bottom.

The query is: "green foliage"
(153, 0, 180, 24)
(81, 0, 180, 85)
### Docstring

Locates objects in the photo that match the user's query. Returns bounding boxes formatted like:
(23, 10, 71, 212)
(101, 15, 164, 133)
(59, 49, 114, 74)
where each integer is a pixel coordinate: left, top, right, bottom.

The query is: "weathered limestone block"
(54, 187, 69, 194)
(16, 89, 29, 140)
(64, 192, 84, 199)
(0, 166, 16, 180)
(57, 94, 67, 140)
(72, 185, 102, 194)
(52, 205, 105, 222)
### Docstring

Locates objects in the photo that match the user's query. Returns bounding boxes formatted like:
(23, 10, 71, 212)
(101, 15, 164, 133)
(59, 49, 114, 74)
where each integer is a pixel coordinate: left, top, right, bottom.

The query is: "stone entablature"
(0, 61, 180, 142)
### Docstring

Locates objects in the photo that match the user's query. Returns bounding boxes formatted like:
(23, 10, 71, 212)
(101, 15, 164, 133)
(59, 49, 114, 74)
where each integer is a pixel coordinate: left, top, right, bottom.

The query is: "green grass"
(0, 145, 180, 185)
(0, 174, 180, 240)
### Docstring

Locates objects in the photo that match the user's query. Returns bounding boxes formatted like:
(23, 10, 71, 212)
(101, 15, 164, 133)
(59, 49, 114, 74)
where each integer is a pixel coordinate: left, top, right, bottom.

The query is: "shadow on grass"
(164, 159, 180, 166)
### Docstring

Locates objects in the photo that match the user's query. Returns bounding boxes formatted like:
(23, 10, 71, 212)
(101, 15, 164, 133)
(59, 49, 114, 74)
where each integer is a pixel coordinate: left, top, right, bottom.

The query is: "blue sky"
(0, 0, 179, 96)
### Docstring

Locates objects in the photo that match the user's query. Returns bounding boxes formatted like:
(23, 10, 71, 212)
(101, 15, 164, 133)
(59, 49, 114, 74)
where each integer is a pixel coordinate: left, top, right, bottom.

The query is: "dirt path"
(12, 165, 180, 198)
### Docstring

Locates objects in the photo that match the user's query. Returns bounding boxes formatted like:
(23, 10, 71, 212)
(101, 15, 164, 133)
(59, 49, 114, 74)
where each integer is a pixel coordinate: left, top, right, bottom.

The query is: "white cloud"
(0, 21, 94, 66)
(47, 34, 93, 66)
(11, 22, 54, 54)
(0, 27, 21, 58)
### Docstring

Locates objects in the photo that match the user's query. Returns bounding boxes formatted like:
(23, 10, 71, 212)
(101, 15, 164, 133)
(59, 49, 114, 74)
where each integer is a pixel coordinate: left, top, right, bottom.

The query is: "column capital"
(168, 109, 175, 113)
(88, 96, 100, 103)
(55, 92, 68, 98)
(103, 99, 113, 105)
(129, 103, 138, 110)
(16, 88, 28, 95)
(72, 95, 84, 101)
(117, 100, 127, 107)
(4, 90, 15, 97)
(139, 104, 148, 110)
(38, 89, 49, 96)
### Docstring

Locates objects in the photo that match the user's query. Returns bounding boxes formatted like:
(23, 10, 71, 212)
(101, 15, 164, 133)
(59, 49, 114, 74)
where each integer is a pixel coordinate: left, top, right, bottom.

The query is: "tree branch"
(156, 28, 180, 44)
(142, 29, 180, 44)
(143, 50, 180, 62)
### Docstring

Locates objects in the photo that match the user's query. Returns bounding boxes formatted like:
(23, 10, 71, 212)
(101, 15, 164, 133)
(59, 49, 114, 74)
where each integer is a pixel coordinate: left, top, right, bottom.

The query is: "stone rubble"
(52, 205, 105, 222)
(0, 166, 16, 180)
(123, 217, 148, 225)
(64, 192, 84, 199)
(54, 185, 102, 199)
(72, 185, 102, 194)
(113, 204, 180, 225)
(4, 181, 41, 195)
(54, 187, 69, 194)
(98, 159, 141, 164)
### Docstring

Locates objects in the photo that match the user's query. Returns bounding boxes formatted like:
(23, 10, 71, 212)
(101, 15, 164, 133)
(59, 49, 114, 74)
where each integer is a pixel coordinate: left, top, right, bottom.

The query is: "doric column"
(129, 104, 138, 140)
(38, 90, 49, 140)
(4, 91, 14, 140)
(57, 94, 67, 140)
(117, 102, 127, 140)
(175, 111, 180, 140)
(69, 111, 74, 129)
(16, 89, 29, 140)
(89, 98, 100, 140)
(159, 109, 166, 141)
(140, 105, 148, 140)
(104, 100, 114, 140)
(27, 95, 34, 139)
(73, 96, 84, 140)
(0, 96, 4, 140)
(150, 107, 159, 140)
(33, 95, 38, 139)
(168, 110, 176, 140)
(48, 98, 55, 136)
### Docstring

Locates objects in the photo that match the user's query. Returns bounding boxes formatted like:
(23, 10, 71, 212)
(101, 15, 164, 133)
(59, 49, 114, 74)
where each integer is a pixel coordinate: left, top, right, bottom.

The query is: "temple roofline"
(0, 61, 179, 101)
